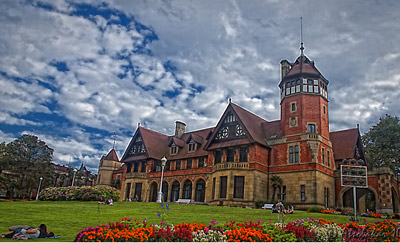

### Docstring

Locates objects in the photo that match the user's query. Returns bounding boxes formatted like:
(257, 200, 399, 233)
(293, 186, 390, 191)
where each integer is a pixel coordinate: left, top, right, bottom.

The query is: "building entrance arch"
(342, 188, 376, 213)
(149, 182, 158, 202)
(195, 179, 206, 202)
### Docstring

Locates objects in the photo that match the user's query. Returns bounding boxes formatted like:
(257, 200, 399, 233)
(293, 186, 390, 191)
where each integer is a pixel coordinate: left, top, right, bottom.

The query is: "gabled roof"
(104, 149, 119, 161)
(186, 134, 203, 144)
(169, 137, 185, 147)
(330, 128, 360, 160)
(121, 126, 170, 162)
(204, 102, 269, 149)
(167, 127, 213, 159)
(231, 103, 269, 146)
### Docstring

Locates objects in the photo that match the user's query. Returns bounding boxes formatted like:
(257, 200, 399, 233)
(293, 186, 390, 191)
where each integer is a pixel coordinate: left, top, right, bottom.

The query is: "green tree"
(363, 114, 400, 169)
(2, 134, 55, 198)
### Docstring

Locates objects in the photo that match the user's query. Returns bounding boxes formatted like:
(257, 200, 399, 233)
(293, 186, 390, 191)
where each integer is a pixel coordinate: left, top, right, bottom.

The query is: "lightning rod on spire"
(300, 17, 304, 56)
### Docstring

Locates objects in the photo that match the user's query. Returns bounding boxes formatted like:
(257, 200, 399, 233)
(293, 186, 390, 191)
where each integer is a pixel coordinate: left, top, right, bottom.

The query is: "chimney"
(280, 60, 292, 79)
(175, 121, 186, 138)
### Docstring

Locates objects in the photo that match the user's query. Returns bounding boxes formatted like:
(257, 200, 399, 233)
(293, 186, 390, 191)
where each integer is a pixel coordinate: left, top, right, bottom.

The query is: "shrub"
(39, 186, 120, 201)
(311, 223, 344, 242)
(307, 206, 324, 213)
(284, 223, 315, 241)
(262, 224, 297, 242)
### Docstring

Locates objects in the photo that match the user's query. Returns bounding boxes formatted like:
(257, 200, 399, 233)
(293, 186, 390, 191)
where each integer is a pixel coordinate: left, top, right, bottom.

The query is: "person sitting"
(271, 205, 279, 213)
(276, 200, 285, 213)
(98, 196, 106, 204)
(107, 198, 114, 205)
(286, 205, 294, 214)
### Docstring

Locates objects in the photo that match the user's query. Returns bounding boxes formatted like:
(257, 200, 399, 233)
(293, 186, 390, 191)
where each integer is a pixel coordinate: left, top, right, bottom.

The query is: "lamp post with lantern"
(156, 156, 167, 203)
(35, 177, 43, 200)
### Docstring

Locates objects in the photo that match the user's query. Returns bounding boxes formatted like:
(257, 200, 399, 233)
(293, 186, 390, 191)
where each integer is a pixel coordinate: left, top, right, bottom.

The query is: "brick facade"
(97, 51, 399, 213)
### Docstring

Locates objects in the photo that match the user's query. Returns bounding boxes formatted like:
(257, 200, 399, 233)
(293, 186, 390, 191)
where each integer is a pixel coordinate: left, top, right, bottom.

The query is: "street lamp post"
(72, 169, 77, 186)
(156, 156, 167, 203)
(35, 177, 43, 200)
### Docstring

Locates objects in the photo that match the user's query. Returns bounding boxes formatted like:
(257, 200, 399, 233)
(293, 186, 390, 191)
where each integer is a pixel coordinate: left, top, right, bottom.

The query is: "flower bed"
(39, 186, 120, 201)
(74, 217, 400, 242)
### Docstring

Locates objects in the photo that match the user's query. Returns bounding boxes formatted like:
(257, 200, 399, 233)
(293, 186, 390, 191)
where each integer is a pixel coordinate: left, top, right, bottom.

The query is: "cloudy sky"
(1, 0, 399, 173)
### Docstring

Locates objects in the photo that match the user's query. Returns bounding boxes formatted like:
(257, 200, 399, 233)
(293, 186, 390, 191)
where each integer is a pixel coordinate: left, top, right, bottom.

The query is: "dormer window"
(188, 142, 196, 152)
(170, 145, 178, 155)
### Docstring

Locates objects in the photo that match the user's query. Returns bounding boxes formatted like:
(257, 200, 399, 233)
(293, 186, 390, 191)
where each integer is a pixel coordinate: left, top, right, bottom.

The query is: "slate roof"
(104, 149, 119, 161)
(329, 128, 360, 160)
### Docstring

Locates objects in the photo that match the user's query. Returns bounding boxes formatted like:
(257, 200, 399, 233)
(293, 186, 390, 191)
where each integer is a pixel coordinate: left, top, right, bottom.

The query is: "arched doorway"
(162, 181, 168, 202)
(343, 188, 376, 213)
(392, 187, 398, 213)
(171, 181, 180, 202)
(195, 179, 206, 202)
(183, 180, 192, 199)
(149, 182, 158, 202)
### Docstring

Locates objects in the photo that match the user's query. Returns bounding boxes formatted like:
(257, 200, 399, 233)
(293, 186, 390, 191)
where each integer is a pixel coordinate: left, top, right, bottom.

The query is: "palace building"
(97, 45, 399, 213)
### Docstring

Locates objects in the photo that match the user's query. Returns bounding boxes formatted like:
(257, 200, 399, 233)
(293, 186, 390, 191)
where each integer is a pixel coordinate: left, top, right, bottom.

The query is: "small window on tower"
(291, 80, 295, 86)
(296, 85, 300, 93)
(303, 78, 307, 84)
(303, 85, 308, 92)
(314, 80, 319, 85)
(296, 79, 301, 85)
(308, 85, 313, 92)
(308, 79, 313, 84)
(291, 87, 295, 94)
(314, 86, 319, 93)
(323, 105, 326, 114)
(286, 88, 290, 95)
(291, 102, 296, 112)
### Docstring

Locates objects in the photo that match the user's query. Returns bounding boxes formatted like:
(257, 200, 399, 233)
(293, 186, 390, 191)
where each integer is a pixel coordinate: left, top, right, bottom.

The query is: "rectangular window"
(327, 150, 331, 167)
(187, 158, 192, 169)
(198, 157, 204, 168)
(307, 124, 316, 133)
(234, 176, 244, 198)
(308, 85, 313, 92)
(239, 147, 248, 162)
(296, 85, 300, 93)
(165, 161, 171, 171)
(314, 86, 319, 93)
(322, 148, 325, 164)
(212, 177, 216, 200)
(220, 176, 227, 198)
(289, 145, 299, 163)
(296, 79, 301, 85)
(126, 163, 132, 173)
(155, 160, 161, 172)
(303, 78, 307, 84)
(308, 79, 313, 84)
(291, 103, 296, 112)
(282, 186, 286, 201)
(291, 86, 295, 94)
(227, 148, 235, 162)
(188, 143, 196, 152)
(301, 185, 306, 201)
(176, 160, 181, 170)
(314, 79, 319, 85)
(133, 162, 139, 172)
(141, 161, 146, 172)
(303, 85, 308, 92)
(214, 150, 222, 164)
(170, 146, 178, 155)
(286, 88, 290, 95)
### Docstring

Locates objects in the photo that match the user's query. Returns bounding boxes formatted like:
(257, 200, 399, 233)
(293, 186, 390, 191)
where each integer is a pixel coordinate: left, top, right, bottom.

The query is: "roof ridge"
(231, 103, 268, 123)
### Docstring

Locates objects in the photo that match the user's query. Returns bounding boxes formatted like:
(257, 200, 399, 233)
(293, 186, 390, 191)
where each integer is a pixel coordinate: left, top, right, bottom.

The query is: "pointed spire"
(300, 17, 304, 56)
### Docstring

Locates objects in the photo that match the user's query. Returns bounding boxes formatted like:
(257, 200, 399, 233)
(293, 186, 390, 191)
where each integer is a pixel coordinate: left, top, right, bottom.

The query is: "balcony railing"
(126, 172, 147, 179)
(213, 162, 249, 171)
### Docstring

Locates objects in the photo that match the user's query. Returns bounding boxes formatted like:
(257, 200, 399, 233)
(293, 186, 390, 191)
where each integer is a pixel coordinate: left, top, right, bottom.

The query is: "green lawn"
(0, 201, 390, 242)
